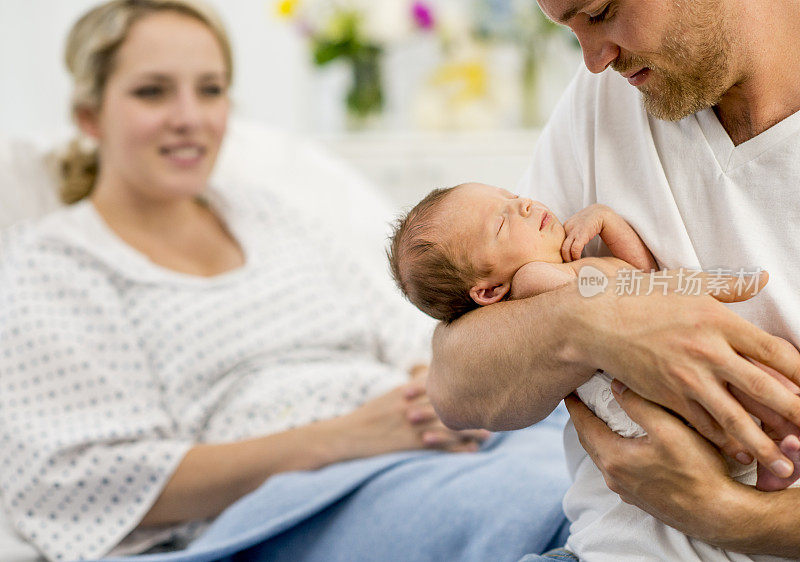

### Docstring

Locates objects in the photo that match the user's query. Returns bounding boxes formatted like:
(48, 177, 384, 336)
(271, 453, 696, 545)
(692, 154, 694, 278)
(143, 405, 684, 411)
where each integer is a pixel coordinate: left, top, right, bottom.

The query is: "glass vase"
(346, 46, 384, 129)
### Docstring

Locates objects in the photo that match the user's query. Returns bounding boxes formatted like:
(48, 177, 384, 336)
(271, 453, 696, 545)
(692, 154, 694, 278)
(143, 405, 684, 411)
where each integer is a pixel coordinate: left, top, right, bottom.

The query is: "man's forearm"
(428, 282, 596, 431)
(701, 483, 800, 557)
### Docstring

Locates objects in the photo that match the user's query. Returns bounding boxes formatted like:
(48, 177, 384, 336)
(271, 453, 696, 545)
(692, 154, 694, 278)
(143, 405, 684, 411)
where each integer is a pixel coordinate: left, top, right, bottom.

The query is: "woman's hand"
(329, 366, 491, 461)
(564, 387, 746, 545)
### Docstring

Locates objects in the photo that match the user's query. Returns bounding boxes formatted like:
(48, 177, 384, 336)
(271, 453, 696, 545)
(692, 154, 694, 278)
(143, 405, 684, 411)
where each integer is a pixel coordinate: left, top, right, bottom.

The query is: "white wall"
(0, 0, 313, 137)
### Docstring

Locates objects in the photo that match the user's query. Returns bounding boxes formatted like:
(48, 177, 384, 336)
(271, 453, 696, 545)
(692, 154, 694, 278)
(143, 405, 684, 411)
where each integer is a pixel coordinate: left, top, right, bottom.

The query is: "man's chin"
(637, 71, 726, 122)
(639, 83, 705, 122)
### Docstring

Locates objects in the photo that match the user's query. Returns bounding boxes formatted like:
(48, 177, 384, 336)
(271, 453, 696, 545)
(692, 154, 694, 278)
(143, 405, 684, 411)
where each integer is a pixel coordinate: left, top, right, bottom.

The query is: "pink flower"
(412, 1, 435, 30)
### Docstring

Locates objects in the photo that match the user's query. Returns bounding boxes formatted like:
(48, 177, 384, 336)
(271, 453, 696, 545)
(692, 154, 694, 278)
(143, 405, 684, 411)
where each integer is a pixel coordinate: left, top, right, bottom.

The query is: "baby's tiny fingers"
(562, 237, 576, 262)
(571, 241, 583, 260)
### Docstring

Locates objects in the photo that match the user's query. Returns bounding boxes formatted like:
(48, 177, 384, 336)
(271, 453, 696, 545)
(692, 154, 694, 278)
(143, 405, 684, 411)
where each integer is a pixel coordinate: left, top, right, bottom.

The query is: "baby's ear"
(470, 282, 511, 306)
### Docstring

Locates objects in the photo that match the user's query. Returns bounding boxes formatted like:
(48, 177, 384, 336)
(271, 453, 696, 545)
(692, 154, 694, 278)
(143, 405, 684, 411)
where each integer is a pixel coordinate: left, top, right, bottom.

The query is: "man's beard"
(614, 2, 734, 121)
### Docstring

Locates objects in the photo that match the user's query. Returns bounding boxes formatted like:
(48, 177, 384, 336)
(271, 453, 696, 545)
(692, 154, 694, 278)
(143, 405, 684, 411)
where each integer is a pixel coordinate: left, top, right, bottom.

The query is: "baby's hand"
(561, 204, 612, 262)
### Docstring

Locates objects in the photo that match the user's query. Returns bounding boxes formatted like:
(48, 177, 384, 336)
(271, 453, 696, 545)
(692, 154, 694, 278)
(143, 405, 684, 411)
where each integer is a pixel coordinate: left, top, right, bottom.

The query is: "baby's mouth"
(539, 212, 551, 231)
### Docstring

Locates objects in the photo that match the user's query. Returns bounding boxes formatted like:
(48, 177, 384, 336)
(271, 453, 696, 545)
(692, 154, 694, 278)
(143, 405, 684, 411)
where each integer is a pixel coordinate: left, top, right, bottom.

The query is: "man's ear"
(469, 281, 510, 306)
(75, 106, 101, 140)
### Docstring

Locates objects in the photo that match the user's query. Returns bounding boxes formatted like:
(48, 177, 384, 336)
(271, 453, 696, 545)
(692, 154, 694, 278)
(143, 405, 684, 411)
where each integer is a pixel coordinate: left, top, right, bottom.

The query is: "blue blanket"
(104, 407, 571, 562)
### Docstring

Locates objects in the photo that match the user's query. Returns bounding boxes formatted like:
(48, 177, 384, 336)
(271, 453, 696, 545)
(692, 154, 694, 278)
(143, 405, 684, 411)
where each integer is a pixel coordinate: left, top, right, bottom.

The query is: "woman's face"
(83, 11, 230, 202)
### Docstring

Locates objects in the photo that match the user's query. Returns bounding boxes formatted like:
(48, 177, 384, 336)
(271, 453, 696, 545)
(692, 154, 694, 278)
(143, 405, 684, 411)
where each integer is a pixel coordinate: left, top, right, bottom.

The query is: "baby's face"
(441, 183, 566, 284)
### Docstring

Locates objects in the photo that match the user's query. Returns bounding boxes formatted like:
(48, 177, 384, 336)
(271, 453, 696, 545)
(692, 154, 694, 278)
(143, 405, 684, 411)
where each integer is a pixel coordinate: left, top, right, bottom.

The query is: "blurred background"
(0, 0, 582, 207)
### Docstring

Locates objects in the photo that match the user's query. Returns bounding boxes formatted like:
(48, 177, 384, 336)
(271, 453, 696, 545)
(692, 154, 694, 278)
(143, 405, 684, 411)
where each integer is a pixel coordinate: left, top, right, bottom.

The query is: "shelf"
(314, 128, 541, 208)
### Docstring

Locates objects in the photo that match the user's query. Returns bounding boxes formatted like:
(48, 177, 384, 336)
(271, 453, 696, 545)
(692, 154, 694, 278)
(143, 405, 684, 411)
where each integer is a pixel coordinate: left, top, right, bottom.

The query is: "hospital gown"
(0, 185, 434, 561)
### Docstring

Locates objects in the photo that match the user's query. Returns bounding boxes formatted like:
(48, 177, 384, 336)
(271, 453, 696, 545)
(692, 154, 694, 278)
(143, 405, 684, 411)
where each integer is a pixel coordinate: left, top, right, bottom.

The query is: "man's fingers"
(729, 384, 800, 440)
(720, 337, 800, 425)
(727, 328, 800, 390)
(679, 400, 748, 460)
(609, 381, 676, 434)
(690, 388, 794, 478)
(565, 394, 622, 459)
(692, 269, 768, 303)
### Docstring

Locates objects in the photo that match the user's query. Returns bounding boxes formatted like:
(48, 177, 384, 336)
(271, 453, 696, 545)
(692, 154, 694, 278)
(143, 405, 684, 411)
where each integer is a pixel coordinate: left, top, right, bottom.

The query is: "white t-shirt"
(0, 185, 433, 561)
(517, 65, 800, 562)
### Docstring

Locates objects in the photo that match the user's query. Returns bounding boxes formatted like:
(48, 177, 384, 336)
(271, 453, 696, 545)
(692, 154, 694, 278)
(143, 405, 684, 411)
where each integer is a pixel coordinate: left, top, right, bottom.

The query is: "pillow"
(212, 120, 399, 280)
(0, 135, 63, 230)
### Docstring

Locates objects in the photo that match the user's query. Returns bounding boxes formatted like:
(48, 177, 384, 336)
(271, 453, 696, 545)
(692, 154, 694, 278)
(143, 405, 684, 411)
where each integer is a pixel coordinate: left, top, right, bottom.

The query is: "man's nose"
(575, 30, 619, 74)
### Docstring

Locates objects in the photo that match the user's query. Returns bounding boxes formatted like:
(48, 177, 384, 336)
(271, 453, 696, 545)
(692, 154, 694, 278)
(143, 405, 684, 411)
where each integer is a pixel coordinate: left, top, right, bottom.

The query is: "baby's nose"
(519, 198, 533, 217)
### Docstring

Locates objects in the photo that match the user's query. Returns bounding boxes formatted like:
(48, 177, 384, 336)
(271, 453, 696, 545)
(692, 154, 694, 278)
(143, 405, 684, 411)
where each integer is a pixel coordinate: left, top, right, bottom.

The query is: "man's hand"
(579, 269, 800, 477)
(726, 340, 800, 490)
(564, 388, 745, 545)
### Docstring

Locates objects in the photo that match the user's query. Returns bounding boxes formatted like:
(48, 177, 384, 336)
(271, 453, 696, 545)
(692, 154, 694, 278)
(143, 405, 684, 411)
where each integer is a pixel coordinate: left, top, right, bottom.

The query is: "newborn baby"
(389, 181, 800, 491)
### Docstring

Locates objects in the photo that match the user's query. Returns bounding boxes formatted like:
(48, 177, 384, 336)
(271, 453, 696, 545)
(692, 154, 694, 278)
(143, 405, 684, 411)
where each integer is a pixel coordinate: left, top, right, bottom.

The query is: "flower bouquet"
(277, 0, 436, 123)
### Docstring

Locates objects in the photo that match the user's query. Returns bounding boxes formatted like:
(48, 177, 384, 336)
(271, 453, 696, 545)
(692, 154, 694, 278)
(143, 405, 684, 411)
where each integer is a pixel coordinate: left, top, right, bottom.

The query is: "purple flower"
(412, 1, 435, 30)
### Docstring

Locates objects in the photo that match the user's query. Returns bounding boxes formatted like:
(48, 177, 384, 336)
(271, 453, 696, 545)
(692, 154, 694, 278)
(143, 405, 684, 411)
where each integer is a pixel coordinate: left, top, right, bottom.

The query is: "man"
(428, 0, 800, 559)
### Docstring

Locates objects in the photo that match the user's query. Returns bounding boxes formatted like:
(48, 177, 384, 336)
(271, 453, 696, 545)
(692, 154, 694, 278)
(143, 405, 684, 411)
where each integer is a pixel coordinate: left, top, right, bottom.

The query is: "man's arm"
(428, 271, 800, 475)
(429, 283, 594, 430)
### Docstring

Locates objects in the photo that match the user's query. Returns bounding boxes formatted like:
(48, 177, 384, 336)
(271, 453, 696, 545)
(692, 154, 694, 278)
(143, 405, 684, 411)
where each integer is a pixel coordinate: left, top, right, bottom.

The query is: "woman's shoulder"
(1, 202, 123, 290)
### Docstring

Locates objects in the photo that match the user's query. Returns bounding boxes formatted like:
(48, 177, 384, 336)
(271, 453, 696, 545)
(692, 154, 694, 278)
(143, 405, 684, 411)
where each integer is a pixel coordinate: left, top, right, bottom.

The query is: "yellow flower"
(275, 0, 299, 18)
(431, 60, 488, 103)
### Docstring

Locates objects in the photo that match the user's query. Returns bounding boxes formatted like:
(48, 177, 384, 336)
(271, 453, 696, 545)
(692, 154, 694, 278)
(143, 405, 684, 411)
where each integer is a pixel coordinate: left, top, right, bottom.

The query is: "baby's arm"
(508, 262, 575, 301)
(562, 204, 658, 271)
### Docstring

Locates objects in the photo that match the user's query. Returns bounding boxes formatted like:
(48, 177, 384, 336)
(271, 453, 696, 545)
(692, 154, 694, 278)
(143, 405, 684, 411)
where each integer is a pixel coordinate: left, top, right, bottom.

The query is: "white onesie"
(575, 372, 643, 438)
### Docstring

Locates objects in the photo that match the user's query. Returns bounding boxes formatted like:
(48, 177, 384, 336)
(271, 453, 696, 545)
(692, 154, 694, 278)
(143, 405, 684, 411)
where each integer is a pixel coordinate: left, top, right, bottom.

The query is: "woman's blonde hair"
(60, 0, 233, 204)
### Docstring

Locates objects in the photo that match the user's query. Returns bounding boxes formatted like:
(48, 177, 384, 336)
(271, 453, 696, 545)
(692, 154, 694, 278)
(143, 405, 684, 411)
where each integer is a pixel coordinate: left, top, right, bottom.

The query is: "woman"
(0, 1, 570, 561)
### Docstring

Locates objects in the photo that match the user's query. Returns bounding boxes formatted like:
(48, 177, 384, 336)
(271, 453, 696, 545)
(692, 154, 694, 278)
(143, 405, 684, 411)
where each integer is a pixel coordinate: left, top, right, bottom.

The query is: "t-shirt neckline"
(694, 105, 800, 172)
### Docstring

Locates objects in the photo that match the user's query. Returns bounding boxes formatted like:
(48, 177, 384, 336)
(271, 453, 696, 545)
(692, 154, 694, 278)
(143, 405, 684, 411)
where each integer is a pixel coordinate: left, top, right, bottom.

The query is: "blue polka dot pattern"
(0, 185, 434, 561)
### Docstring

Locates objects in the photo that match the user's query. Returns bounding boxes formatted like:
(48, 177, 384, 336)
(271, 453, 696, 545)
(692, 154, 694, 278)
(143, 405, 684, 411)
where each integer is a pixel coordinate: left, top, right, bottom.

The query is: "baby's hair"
(388, 185, 487, 323)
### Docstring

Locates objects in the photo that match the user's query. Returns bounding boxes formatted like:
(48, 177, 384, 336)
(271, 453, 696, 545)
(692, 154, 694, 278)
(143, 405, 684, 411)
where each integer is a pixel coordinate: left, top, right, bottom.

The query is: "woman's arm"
(141, 377, 488, 526)
(139, 421, 345, 526)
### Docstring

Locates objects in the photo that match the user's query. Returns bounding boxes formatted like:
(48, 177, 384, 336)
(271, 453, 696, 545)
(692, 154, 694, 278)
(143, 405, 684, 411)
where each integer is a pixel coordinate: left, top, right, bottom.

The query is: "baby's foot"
(756, 435, 800, 492)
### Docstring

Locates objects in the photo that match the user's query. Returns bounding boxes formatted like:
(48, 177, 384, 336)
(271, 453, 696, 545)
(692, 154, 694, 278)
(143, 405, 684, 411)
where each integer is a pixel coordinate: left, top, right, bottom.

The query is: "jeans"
(519, 547, 579, 561)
